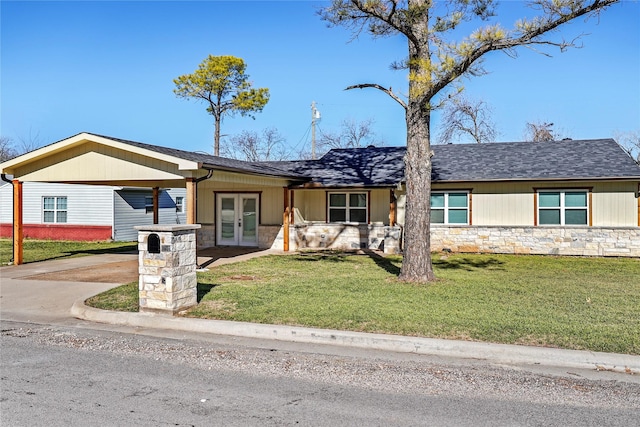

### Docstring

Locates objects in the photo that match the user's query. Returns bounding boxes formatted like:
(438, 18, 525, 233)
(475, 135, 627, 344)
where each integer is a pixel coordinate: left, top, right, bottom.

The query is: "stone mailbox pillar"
(135, 224, 201, 315)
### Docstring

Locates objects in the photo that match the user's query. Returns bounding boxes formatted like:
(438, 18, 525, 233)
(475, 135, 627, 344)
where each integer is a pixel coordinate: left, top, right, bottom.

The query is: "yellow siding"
(196, 180, 286, 225)
(14, 142, 186, 182)
(370, 189, 390, 224)
(592, 181, 638, 226)
(290, 189, 391, 224)
(293, 190, 325, 222)
(465, 182, 533, 226)
(395, 181, 639, 227)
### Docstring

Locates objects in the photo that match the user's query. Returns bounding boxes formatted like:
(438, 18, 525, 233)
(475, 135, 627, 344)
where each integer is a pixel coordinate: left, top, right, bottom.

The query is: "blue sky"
(2, 0, 639, 156)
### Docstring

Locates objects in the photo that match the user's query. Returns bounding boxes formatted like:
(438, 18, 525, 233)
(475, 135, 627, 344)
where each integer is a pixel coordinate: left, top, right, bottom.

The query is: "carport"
(0, 132, 303, 264)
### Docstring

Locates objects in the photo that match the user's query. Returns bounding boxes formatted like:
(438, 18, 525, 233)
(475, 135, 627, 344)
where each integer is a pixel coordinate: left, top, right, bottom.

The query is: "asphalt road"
(2, 321, 638, 427)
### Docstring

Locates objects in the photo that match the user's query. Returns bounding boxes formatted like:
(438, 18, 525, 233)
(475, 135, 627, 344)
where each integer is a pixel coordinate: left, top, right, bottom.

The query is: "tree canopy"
(320, 0, 619, 282)
(174, 55, 270, 156)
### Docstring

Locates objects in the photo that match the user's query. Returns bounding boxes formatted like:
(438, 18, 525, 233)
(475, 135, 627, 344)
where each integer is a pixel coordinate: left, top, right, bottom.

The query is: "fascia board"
(0, 132, 200, 174)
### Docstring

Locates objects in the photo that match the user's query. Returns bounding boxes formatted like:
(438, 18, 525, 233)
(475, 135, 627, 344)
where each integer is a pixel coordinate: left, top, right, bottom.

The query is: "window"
(145, 196, 154, 214)
(537, 190, 588, 225)
(43, 196, 67, 223)
(328, 192, 368, 223)
(431, 192, 469, 224)
(175, 196, 184, 213)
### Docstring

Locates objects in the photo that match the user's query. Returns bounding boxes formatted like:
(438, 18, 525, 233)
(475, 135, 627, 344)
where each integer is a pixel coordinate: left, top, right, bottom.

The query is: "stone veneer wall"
(430, 226, 640, 257)
(137, 225, 200, 314)
(280, 223, 402, 254)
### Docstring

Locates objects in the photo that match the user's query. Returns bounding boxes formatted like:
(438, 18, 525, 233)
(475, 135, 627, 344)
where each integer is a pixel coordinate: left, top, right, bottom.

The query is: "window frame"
(430, 190, 471, 225)
(145, 196, 154, 214)
(175, 196, 184, 213)
(535, 188, 591, 226)
(327, 191, 369, 224)
(42, 196, 68, 223)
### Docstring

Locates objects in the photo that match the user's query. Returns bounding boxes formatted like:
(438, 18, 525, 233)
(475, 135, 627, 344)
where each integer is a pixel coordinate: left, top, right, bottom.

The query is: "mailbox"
(148, 233, 161, 254)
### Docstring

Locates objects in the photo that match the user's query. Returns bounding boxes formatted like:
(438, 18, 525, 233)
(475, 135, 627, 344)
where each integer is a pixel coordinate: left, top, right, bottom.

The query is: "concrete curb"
(71, 300, 640, 375)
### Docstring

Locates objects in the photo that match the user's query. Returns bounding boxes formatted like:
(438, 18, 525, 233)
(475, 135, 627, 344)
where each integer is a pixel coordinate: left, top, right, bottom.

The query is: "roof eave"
(433, 176, 640, 184)
(0, 132, 201, 174)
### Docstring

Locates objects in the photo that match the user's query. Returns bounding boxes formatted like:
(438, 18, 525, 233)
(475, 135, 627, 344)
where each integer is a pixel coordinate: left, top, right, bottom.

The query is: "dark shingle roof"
(267, 138, 640, 187)
(265, 147, 406, 187)
(431, 138, 640, 182)
(76, 133, 640, 187)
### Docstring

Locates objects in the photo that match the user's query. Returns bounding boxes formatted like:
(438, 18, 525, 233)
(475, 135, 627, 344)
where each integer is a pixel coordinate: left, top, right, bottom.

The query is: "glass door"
(216, 194, 259, 246)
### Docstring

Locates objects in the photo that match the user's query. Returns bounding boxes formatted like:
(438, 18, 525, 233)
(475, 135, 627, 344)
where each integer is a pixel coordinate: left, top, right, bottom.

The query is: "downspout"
(194, 169, 214, 222)
(1, 174, 14, 263)
(192, 168, 213, 269)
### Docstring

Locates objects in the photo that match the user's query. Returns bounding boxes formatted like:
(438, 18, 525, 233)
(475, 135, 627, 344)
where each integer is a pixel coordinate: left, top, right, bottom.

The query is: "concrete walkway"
(2, 252, 639, 375)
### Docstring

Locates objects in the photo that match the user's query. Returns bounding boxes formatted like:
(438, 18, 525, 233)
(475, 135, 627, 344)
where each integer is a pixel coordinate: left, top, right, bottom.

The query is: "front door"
(216, 193, 259, 246)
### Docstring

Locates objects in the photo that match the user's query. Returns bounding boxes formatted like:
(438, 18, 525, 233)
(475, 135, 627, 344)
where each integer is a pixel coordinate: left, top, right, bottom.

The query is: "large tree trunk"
(399, 2, 435, 282)
(399, 99, 435, 282)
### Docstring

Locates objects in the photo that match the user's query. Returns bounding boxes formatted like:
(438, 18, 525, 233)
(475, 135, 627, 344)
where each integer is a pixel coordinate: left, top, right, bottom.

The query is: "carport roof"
(85, 133, 309, 179)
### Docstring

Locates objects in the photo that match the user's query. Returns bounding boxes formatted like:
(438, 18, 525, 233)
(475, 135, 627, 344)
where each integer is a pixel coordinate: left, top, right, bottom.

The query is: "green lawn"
(0, 238, 137, 264)
(87, 251, 640, 355)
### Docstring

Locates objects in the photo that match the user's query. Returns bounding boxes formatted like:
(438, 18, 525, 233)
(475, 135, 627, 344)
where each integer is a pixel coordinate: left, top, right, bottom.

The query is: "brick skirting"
(0, 223, 113, 241)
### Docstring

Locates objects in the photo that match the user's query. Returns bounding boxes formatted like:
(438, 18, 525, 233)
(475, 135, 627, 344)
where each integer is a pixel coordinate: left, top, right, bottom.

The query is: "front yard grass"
(88, 252, 640, 355)
(0, 238, 137, 265)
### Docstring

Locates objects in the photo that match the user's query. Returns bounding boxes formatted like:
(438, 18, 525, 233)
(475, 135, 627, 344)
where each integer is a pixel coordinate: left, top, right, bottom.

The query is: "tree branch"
(345, 83, 407, 109)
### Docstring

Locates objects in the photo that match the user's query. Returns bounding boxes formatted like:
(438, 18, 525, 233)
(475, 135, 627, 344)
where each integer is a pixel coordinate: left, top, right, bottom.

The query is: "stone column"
(135, 224, 201, 315)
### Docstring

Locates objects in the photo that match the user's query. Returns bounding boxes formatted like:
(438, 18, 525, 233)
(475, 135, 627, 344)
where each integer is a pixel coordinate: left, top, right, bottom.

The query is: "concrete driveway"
(0, 253, 138, 325)
(0, 247, 277, 325)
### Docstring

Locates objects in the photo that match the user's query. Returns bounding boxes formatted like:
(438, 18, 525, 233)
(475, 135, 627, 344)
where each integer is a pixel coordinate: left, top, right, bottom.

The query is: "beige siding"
(395, 181, 639, 227)
(369, 189, 391, 224)
(292, 190, 325, 222)
(290, 189, 391, 224)
(13, 142, 187, 183)
(592, 181, 638, 226)
(466, 182, 533, 226)
(197, 176, 288, 225)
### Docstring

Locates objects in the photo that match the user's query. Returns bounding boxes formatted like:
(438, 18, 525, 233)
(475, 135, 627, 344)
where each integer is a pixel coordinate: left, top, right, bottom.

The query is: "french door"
(216, 193, 259, 246)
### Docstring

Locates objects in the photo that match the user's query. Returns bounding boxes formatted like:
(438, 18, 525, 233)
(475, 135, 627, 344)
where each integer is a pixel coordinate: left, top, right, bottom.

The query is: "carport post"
(152, 186, 159, 224)
(186, 178, 196, 224)
(13, 179, 23, 265)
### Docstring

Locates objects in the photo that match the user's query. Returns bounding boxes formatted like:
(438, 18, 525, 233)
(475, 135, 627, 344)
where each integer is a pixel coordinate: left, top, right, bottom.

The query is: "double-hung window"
(145, 196, 154, 214)
(328, 192, 368, 223)
(175, 196, 184, 213)
(537, 190, 589, 225)
(431, 191, 469, 224)
(43, 196, 67, 223)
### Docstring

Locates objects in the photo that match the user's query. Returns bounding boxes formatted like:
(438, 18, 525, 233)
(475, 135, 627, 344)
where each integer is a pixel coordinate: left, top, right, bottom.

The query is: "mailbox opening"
(148, 233, 161, 254)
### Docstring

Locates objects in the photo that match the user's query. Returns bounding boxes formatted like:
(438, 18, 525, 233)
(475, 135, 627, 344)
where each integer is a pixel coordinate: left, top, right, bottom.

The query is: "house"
(1, 132, 639, 259)
(0, 181, 186, 241)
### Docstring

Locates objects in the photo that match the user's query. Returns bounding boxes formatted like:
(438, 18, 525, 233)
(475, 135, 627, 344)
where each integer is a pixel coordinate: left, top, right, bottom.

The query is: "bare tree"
(221, 128, 289, 162)
(1, 130, 45, 162)
(16, 129, 45, 153)
(319, 118, 381, 150)
(320, 0, 619, 283)
(0, 137, 18, 163)
(615, 130, 640, 164)
(438, 96, 497, 144)
(524, 121, 559, 142)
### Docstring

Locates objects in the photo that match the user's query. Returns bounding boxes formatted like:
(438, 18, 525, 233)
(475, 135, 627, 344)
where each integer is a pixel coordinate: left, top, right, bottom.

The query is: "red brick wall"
(0, 223, 113, 241)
